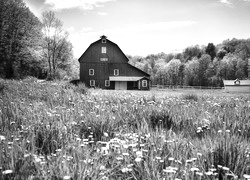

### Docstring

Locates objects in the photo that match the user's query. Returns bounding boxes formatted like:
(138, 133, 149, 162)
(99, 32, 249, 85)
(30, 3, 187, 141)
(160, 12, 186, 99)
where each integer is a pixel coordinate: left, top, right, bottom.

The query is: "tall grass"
(0, 79, 250, 179)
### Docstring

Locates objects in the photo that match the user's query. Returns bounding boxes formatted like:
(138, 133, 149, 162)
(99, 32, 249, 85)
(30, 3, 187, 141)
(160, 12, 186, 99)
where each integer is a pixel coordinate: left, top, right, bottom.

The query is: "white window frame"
(142, 80, 147, 87)
(101, 47, 106, 53)
(100, 58, 108, 62)
(89, 69, 94, 76)
(114, 69, 119, 76)
(90, 80, 95, 86)
(105, 80, 110, 87)
(102, 39, 106, 43)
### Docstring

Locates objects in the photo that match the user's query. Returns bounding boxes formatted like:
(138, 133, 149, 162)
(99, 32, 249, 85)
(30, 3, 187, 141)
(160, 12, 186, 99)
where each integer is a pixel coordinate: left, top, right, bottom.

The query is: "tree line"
(128, 39, 250, 87)
(0, 0, 77, 80)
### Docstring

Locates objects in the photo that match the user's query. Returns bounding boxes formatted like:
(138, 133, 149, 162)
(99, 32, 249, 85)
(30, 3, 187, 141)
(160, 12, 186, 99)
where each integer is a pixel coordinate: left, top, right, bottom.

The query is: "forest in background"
(128, 39, 250, 87)
(0, 0, 250, 87)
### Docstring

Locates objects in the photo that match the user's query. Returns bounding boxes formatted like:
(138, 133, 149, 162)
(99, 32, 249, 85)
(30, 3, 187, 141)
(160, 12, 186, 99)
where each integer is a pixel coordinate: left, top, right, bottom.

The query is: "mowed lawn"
(0, 78, 250, 180)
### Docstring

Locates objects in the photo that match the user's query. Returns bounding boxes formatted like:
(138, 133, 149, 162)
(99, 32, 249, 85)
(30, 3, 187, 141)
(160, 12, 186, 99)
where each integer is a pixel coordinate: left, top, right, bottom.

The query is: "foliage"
(0, 0, 43, 79)
(128, 39, 250, 87)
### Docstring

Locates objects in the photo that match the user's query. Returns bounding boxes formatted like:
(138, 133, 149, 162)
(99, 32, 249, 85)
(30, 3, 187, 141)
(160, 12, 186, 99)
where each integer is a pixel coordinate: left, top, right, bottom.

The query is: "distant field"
(0, 79, 250, 179)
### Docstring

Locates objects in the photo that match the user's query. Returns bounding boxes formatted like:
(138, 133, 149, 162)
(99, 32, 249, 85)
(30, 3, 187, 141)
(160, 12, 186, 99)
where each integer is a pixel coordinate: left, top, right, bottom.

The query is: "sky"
(24, 0, 250, 58)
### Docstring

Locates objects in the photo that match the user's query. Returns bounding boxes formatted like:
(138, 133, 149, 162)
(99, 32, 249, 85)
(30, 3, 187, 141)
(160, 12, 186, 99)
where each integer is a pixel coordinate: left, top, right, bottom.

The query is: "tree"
(41, 11, 72, 79)
(0, 0, 42, 78)
(205, 43, 216, 60)
(184, 58, 199, 86)
(166, 59, 182, 85)
(183, 45, 203, 62)
(198, 54, 211, 86)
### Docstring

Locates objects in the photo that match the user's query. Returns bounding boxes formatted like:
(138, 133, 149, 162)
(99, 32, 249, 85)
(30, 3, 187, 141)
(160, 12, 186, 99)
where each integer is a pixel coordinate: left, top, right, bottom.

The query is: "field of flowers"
(0, 78, 250, 180)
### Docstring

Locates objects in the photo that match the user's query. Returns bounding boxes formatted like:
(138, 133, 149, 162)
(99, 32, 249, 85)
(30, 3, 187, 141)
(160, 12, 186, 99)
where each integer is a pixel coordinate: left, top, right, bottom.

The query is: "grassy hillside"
(0, 78, 250, 180)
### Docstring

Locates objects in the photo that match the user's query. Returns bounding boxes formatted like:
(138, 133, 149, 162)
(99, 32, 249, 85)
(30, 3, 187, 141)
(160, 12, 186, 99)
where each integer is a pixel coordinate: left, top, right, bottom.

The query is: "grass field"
(0, 78, 250, 180)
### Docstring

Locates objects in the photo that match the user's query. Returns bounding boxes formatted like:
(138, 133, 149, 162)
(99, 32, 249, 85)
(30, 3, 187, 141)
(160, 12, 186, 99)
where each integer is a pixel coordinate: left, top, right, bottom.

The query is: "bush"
(182, 93, 198, 101)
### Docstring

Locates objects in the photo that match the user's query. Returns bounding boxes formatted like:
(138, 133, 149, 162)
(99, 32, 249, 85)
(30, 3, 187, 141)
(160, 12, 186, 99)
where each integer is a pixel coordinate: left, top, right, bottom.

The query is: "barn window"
(105, 80, 110, 87)
(89, 69, 94, 76)
(101, 47, 106, 53)
(90, 80, 95, 86)
(142, 80, 147, 87)
(102, 39, 106, 43)
(100, 58, 108, 61)
(114, 69, 119, 76)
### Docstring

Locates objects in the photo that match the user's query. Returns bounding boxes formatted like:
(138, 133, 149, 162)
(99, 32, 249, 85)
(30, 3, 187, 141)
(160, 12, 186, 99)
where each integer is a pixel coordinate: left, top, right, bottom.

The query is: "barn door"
(115, 81, 127, 90)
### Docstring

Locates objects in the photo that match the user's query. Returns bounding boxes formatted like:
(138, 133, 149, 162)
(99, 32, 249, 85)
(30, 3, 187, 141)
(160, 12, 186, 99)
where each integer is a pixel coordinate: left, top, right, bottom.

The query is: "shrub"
(182, 93, 198, 101)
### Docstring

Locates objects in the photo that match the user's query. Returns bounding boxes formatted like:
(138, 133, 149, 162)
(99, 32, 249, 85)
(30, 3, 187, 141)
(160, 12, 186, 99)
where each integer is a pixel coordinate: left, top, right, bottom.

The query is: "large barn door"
(115, 81, 127, 90)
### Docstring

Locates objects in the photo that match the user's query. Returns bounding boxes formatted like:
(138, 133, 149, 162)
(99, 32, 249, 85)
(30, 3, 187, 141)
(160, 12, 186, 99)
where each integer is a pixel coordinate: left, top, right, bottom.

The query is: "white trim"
(109, 76, 144, 81)
(100, 58, 108, 61)
(89, 69, 94, 76)
(101, 47, 106, 53)
(114, 69, 119, 76)
(105, 80, 110, 87)
(90, 80, 95, 86)
(142, 80, 147, 87)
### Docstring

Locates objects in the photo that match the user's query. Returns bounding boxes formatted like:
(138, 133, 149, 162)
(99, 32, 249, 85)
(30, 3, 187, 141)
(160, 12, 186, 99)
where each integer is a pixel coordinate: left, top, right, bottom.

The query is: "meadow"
(0, 78, 250, 180)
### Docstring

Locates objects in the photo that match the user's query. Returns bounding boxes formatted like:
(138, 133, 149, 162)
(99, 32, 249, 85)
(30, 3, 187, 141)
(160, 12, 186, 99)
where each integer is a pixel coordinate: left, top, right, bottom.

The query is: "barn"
(78, 35, 150, 90)
(223, 59, 250, 93)
(223, 79, 250, 92)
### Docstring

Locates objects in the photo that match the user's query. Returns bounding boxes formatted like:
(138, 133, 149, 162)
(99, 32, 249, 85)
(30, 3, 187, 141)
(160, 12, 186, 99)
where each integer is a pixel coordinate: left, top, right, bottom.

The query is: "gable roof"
(127, 63, 150, 77)
(78, 38, 129, 63)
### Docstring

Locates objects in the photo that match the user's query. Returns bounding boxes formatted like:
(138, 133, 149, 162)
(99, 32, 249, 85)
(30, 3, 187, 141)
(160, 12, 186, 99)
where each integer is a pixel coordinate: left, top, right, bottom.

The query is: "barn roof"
(78, 37, 129, 63)
(109, 76, 149, 81)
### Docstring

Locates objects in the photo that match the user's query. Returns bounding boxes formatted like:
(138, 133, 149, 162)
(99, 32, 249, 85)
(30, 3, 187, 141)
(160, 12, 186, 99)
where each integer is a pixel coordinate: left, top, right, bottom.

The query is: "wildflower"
(136, 151, 143, 157)
(3, 170, 13, 175)
(197, 153, 202, 157)
(103, 132, 109, 137)
(196, 172, 203, 176)
(121, 167, 129, 173)
(205, 171, 213, 176)
(63, 175, 71, 180)
(190, 167, 199, 172)
(217, 165, 222, 168)
(222, 166, 230, 171)
(243, 174, 250, 179)
(100, 165, 106, 171)
(135, 157, 142, 162)
(168, 157, 174, 161)
(116, 157, 123, 161)
(209, 168, 217, 172)
(0, 135, 6, 141)
(122, 152, 129, 156)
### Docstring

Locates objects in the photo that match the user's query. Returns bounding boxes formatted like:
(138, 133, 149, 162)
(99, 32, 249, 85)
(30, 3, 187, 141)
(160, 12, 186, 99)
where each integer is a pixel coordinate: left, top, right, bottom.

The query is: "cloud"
(68, 21, 197, 57)
(219, 0, 233, 6)
(81, 27, 93, 32)
(98, 12, 108, 16)
(45, 0, 116, 10)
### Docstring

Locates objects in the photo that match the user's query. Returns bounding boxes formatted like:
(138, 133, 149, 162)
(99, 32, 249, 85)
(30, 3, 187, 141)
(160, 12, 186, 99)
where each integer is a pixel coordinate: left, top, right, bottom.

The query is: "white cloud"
(66, 26, 75, 32)
(68, 21, 197, 57)
(81, 27, 93, 32)
(45, 0, 116, 10)
(219, 0, 233, 6)
(98, 12, 108, 16)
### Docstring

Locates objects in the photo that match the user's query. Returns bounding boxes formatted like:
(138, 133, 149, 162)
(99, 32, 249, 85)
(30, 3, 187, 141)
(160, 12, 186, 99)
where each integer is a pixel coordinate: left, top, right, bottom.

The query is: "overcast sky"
(24, 0, 250, 58)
